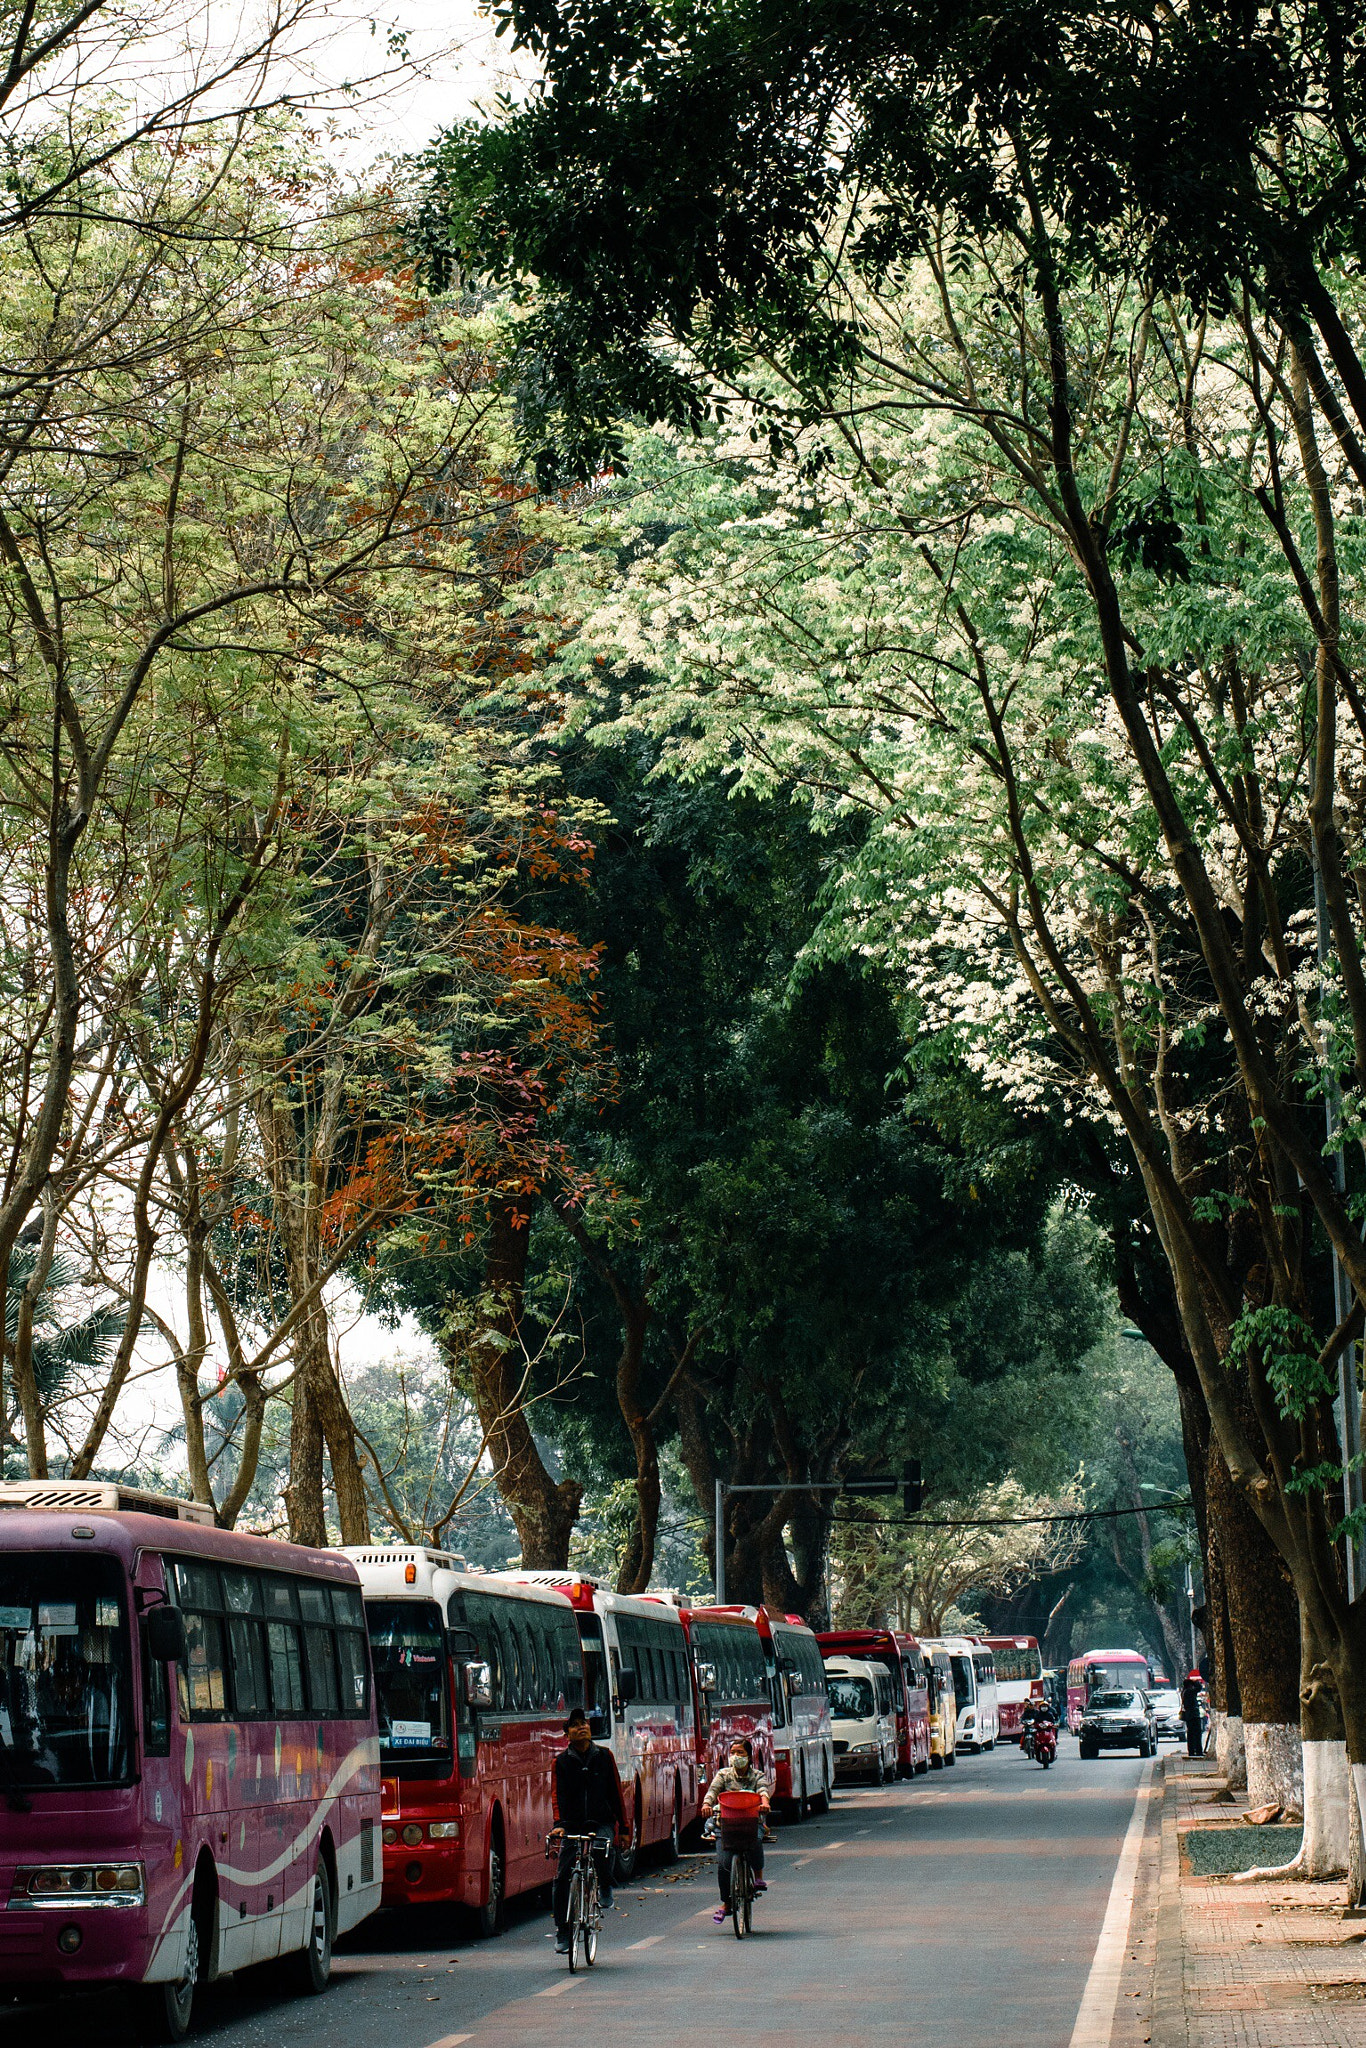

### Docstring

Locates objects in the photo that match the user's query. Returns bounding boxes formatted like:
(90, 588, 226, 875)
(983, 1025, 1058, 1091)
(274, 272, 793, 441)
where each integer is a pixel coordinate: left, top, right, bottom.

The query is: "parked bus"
(0, 1482, 381, 2043)
(923, 1634, 999, 1751)
(816, 1626, 932, 1777)
(346, 1547, 581, 1933)
(509, 1574, 699, 1873)
(678, 1604, 775, 1799)
(1065, 1647, 1153, 1733)
(925, 1643, 958, 1766)
(823, 1655, 898, 1783)
(721, 1605, 833, 1814)
(976, 1634, 1044, 1742)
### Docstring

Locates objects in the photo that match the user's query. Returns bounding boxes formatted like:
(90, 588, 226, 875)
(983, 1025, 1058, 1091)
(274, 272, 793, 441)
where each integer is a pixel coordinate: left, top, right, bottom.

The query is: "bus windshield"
(951, 1655, 973, 1707)
(1087, 1659, 1147, 1692)
(0, 1552, 132, 1790)
(366, 1599, 452, 1766)
(827, 1675, 875, 1718)
(577, 1614, 610, 1727)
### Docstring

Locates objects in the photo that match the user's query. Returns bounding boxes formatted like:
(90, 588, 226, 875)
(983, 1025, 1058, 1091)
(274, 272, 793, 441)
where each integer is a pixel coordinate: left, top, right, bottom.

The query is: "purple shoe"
(753, 1880, 768, 1893)
(713, 1907, 727, 1923)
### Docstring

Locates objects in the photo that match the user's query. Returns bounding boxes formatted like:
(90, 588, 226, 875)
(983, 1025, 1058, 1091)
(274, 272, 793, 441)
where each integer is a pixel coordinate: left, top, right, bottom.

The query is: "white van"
(823, 1655, 898, 1784)
(928, 1635, 999, 1751)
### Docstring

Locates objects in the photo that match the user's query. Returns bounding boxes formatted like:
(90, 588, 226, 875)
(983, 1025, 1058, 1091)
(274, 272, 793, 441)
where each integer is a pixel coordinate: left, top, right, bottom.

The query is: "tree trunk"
(285, 1378, 326, 1546)
(1207, 1433, 1300, 1803)
(465, 1197, 580, 1567)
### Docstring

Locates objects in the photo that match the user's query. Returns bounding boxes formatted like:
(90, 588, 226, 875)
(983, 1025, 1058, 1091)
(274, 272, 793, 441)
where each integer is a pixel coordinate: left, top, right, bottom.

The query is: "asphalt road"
(24, 1744, 1152, 2048)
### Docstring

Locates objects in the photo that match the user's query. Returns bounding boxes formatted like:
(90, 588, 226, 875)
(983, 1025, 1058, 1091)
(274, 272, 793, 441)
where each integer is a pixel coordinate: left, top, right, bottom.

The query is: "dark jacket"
(553, 1741, 627, 1834)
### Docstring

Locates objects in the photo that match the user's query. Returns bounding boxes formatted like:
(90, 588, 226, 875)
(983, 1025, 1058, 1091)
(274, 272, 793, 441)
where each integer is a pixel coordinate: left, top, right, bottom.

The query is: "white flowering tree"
(526, 238, 1366, 1834)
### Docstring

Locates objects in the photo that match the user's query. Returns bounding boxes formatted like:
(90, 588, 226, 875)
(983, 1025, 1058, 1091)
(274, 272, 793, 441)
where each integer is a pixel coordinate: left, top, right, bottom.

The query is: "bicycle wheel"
(567, 1871, 584, 1973)
(731, 1852, 750, 1941)
(584, 1868, 599, 1965)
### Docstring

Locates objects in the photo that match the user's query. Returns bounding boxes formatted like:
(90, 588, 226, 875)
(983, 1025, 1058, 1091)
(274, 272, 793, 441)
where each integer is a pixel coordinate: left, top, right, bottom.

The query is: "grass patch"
(1184, 1824, 1302, 1877)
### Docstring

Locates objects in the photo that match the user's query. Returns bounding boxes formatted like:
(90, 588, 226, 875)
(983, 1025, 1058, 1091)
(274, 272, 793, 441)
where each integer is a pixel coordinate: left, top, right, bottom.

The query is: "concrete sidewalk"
(1144, 1753, 1366, 2047)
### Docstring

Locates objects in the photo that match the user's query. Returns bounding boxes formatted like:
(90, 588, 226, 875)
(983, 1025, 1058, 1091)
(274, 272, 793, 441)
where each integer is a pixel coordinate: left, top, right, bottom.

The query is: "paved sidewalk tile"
(1156, 1755, 1366, 2048)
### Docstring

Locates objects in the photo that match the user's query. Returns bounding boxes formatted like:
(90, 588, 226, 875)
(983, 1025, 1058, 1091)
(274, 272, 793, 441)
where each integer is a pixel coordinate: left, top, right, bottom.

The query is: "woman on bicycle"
(702, 1737, 773, 1924)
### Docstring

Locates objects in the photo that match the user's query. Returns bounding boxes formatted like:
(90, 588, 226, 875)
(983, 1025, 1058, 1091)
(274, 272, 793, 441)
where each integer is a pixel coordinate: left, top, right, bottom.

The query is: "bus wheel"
(810, 1759, 831, 1815)
(289, 1859, 334, 1995)
(614, 1794, 640, 1884)
(478, 1823, 505, 1937)
(135, 1909, 200, 2043)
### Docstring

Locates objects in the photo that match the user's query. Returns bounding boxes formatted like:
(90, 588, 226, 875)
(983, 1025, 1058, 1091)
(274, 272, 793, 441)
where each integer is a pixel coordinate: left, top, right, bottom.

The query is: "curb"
(1150, 1758, 1189, 2048)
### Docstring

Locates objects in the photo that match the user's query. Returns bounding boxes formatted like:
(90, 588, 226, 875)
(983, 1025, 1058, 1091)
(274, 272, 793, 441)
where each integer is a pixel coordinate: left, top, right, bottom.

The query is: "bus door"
(135, 1550, 190, 1980)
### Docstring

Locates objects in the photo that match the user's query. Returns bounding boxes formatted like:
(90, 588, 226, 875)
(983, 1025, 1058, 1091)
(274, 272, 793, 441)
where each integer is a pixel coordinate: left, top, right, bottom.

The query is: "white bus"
(924, 1635, 999, 1751)
(509, 1574, 699, 1873)
(976, 1634, 1044, 1742)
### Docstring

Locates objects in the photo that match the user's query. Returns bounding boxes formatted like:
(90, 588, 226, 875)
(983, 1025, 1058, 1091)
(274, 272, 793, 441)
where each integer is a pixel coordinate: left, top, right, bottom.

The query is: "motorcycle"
(1022, 1717, 1057, 1767)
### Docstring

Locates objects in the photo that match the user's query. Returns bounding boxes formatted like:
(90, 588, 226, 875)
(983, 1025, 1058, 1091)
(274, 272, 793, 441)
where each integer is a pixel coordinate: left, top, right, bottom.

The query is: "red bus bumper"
(0, 1903, 155, 1988)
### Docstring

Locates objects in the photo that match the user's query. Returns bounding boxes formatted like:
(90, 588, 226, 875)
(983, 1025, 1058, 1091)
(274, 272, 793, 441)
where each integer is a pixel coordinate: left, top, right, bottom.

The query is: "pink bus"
(1066, 1647, 1153, 1732)
(0, 1483, 381, 2040)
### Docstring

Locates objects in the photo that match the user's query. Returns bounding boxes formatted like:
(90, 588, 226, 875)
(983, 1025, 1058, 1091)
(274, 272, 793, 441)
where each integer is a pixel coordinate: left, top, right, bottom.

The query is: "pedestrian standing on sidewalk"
(1181, 1670, 1204, 1757)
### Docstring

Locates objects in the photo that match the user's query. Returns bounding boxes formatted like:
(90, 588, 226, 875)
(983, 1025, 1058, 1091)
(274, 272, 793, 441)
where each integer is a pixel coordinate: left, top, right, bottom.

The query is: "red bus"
(1066, 1647, 1153, 1732)
(976, 1634, 1044, 1741)
(713, 1605, 834, 1814)
(511, 1574, 700, 1871)
(347, 1547, 581, 1931)
(0, 1482, 381, 2042)
(679, 1604, 775, 1797)
(816, 1627, 932, 1776)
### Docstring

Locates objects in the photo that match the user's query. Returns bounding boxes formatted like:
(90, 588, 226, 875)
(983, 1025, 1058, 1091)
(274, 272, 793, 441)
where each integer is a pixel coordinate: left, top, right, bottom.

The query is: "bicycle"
(546, 1832, 604, 1971)
(708, 1790, 767, 1941)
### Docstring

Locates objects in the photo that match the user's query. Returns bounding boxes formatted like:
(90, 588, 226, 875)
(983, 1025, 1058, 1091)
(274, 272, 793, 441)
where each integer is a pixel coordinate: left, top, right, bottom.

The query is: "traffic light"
(903, 1458, 923, 1514)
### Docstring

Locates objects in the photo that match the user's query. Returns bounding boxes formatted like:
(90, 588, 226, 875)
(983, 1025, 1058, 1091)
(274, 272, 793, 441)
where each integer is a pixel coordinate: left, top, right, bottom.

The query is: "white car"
(823, 1655, 898, 1785)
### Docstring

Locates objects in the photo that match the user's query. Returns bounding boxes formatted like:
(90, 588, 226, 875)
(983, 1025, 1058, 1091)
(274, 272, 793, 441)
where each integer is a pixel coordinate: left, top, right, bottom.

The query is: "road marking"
(536, 1979, 580, 1997)
(1067, 1761, 1155, 2048)
(426, 2035, 472, 2046)
(627, 1934, 666, 1949)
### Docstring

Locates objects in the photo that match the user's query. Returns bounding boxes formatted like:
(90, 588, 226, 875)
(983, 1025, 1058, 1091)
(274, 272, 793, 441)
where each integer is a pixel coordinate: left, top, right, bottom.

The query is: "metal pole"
(1186, 1558, 1197, 1670)
(714, 1478, 725, 1604)
(1316, 857, 1364, 1601)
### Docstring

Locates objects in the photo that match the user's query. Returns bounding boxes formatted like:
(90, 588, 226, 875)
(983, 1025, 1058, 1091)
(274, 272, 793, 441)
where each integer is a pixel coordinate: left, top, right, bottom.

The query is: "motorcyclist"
(1020, 1695, 1056, 1757)
(702, 1737, 773, 1926)
(549, 1707, 627, 1954)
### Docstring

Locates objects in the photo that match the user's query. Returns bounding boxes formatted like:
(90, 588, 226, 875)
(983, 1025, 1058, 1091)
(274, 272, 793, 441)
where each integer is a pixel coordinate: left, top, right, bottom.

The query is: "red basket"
(717, 1789, 763, 1822)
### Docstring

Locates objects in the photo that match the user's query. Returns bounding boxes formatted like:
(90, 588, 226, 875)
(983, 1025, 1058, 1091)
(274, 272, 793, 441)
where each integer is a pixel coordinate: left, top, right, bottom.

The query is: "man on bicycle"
(702, 1737, 773, 1925)
(549, 1707, 627, 1954)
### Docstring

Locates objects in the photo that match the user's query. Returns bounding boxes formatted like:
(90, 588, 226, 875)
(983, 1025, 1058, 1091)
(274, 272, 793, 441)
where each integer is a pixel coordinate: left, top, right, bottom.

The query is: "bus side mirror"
(146, 1606, 188, 1664)
(697, 1662, 716, 1693)
(785, 1671, 802, 1697)
(462, 1661, 493, 1707)
(616, 1665, 637, 1703)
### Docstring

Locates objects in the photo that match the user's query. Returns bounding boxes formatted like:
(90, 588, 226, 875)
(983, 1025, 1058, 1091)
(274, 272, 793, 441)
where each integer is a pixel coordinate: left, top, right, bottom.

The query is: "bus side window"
(266, 1620, 304, 1715)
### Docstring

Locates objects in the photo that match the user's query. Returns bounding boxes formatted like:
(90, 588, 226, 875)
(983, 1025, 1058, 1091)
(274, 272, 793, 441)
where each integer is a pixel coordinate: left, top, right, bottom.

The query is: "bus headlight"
(427, 1822, 459, 1840)
(401, 1824, 424, 1847)
(382, 1827, 398, 1845)
(11, 1864, 145, 1908)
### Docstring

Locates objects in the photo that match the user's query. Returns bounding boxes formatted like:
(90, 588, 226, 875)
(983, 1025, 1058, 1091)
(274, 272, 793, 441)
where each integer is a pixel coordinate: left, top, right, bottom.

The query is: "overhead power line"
(828, 1501, 1194, 1530)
